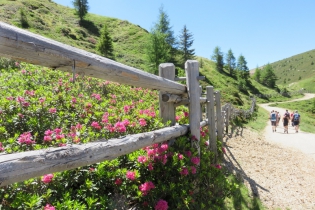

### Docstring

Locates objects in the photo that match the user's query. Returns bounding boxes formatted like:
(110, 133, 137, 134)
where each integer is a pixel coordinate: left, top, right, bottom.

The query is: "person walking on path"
(282, 110, 290, 133)
(292, 110, 301, 133)
(269, 110, 277, 132)
(290, 111, 294, 127)
(276, 111, 281, 127)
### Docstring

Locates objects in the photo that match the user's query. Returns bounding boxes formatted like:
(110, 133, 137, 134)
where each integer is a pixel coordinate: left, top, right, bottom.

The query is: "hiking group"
(269, 110, 301, 133)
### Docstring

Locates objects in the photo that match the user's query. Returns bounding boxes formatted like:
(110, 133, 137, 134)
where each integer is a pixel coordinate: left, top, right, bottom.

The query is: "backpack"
(284, 112, 290, 118)
(271, 113, 276, 121)
(293, 113, 300, 121)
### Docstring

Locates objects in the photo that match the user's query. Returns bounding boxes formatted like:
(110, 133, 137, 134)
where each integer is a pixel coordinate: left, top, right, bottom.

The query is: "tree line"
(72, 0, 278, 91)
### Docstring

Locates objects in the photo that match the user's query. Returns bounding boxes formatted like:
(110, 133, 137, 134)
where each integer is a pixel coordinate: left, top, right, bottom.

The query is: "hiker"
(292, 110, 301, 133)
(290, 111, 294, 127)
(276, 111, 281, 127)
(282, 110, 290, 133)
(269, 110, 277, 132)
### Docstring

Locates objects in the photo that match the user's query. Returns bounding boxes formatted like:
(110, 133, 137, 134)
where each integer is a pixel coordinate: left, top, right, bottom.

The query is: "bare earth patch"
(224, 128, 315, 209)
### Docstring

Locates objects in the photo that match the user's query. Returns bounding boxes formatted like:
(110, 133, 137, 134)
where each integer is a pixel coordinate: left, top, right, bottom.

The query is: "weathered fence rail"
(0, 22, 255, 187)
(0, 22, 186, 95)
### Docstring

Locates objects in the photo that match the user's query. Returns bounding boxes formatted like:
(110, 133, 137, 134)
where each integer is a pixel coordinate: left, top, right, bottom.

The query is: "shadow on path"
(224, 126, 269, 198)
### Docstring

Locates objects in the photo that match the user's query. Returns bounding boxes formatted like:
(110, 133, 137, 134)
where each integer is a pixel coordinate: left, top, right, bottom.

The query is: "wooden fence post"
(185, 60, 201, 154)
(200, 86, 203, 121)
(215, 91, 223, 143)
(159, 63, 176, 140)
(206, 86, 217, 161)
(226, 104, 230, 133)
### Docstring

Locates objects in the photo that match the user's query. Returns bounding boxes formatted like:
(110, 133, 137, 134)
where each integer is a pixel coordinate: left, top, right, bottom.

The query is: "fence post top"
(159, 63, 175, 68)
(185, 60, 199, 68)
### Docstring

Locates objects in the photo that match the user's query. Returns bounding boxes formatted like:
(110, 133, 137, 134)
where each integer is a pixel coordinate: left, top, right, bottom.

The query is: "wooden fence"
(0, 21, 255, 187)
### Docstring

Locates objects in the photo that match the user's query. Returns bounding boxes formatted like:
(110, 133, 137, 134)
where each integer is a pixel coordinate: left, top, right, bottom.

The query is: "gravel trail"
(224, 94, 315, 209)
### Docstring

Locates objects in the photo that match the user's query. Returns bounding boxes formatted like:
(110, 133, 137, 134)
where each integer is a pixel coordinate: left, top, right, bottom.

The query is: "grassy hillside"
(0, 0, 300, 107)
(251, 49, 315, 92)
(0, 0, 150, 70)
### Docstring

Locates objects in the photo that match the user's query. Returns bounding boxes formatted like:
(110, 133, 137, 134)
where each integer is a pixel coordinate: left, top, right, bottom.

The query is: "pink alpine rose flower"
(137, 156, 147, 164)
(148, 163, 154, 171)
(178, 153, 184, 160)
(126, 171, 136, 181)
(44, 204, 55, 210)
(155, 199, 168, 210)
(191, 157, 200, 165)
(115, 178, 122, 185)
(180, 167, 189, 176)
(91, 121, 101, 130)
(42, 174, 54, 183)
(43, 136, 52, 142)
(184, 111, 189, 117)
(139, 181, 155, 196)
(18, 132, 35, 145)
(139, 118, 147, 127)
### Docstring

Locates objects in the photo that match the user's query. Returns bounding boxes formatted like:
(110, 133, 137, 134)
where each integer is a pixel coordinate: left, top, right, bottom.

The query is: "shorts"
(271, 121, 276, 126)
(293, 121, 299, 126)
(283, 121, 288, 126)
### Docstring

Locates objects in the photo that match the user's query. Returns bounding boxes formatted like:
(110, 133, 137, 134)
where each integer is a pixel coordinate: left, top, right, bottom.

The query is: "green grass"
(224, 175, 265, 210)
(0, 0, 150, 70)
(269, 98, 315, 133)
(254, 49, 315, 93)
(243, 107, 270, 133)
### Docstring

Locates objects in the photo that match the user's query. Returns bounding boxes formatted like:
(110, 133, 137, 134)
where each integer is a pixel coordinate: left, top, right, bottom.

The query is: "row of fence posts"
(158, 60, 256, 163)
(158, 61, 227, 162)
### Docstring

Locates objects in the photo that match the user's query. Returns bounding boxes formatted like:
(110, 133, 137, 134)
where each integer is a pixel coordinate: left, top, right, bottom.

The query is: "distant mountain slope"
(270, 49, 315, 86)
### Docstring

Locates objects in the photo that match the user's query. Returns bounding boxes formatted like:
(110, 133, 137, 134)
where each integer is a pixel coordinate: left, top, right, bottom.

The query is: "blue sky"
(53, 0, 315, 70)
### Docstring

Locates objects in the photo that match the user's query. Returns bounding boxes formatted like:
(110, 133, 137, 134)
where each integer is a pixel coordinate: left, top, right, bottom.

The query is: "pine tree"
(145, 29, 171, 75)
(96, 24, 115, 60)
(211, 46, 224, 73)
(236, 55, 249, 80)
(154, 5, 176, 48)
(72, 0, 89, 22)
(225, 49, 235, 76)
(261, 64, 277, 88)
(178, 25, 195, 66)
(253, 66, 261, 82)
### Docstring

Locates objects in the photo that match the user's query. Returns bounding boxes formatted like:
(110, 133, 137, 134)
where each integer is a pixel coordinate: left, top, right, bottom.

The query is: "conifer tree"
(226, 49, 235, 76)
(72, 0, 89, 22)
(211, 46, 224, 73)
(236, 55, 249, 80)
(253, 66, 261, 82)
(178, 25, 195, 66)
(261, 63, 277, 88)
(154, 5, 176, 48)
(96, 24, 115, 60)
(145, 29, 171, 75)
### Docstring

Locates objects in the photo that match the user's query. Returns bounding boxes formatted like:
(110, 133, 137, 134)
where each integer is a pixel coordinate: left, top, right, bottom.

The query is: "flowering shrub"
(0, 63, 235, 209)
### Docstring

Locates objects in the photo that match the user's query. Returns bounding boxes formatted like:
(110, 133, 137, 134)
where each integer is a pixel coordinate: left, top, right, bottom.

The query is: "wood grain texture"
(215, 91, 223, 143)
(159, 63, 176, 125)
(185, 60, 201, 153)
(0, 124, 190, 187)
(206, 86, 217, 159)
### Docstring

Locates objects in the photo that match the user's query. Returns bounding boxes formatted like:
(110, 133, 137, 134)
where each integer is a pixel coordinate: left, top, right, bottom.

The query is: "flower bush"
(0, 62, 235, 209)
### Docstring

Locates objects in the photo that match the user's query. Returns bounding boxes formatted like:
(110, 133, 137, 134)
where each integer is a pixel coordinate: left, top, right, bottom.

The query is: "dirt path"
(259, 93, 315, 161)
(224, 94, 315, 209)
